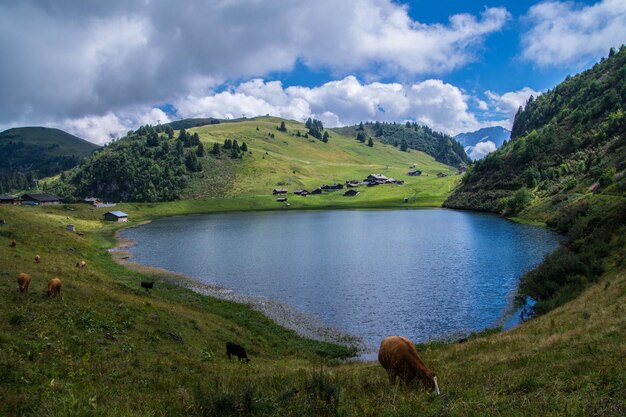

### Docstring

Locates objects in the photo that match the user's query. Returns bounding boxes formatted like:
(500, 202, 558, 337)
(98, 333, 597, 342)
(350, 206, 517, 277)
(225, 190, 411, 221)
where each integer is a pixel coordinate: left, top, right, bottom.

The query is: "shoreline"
(110, 227, 365, 354)
(108, 206, 555, 355)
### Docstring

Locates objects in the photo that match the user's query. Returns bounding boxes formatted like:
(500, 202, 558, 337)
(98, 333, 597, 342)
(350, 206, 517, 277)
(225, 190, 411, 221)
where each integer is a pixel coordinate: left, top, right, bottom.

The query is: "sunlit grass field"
(1, 199, 624, 416)
(185, 117, 460, 205)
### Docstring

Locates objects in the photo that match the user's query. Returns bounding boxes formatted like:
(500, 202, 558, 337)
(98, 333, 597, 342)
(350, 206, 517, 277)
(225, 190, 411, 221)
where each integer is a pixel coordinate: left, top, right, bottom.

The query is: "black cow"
(226, 341, 250, 363)
(141, 281, 154, 290)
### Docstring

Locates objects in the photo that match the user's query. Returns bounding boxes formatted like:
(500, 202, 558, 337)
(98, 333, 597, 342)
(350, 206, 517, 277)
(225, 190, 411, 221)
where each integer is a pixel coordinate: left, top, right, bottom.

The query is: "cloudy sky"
(1, 0, 624, 144)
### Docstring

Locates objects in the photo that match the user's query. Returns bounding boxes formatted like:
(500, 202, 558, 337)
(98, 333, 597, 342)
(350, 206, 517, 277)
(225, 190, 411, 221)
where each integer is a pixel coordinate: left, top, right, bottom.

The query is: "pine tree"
(212, 143, 220, 155)
(322, 131, 329, 143)
(367, 137, 374, 147)
(196, 142, 205, 157)
(240, 142, 248, 152)
(400, 138, 408, 152)
(185, 152, 201, 172)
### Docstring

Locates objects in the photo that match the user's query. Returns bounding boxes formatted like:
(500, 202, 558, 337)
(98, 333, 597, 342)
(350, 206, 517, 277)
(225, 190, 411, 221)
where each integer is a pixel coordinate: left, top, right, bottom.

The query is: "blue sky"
(0, 0, 624, 143)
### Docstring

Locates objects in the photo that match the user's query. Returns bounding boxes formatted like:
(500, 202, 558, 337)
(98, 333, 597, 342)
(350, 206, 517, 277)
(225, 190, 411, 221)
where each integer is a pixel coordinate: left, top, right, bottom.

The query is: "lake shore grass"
(1, 198, 624, 416)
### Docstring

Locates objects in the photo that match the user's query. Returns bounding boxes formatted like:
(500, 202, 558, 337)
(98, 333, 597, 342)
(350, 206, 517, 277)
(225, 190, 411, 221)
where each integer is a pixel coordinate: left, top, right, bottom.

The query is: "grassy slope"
(0, 204, 353, 416)
(0, 127, 99, 158)
(1, 200, 624, 416)
(184, 117, 459, 207)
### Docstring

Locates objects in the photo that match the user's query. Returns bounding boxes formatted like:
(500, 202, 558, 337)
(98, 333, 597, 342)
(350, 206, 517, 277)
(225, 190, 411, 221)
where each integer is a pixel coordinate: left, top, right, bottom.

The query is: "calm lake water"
(122, 209, 561, 353)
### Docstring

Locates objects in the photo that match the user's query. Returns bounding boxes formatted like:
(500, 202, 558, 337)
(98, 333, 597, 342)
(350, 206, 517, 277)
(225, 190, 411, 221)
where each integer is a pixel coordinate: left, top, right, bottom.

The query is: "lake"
(121, 209, 561, 354)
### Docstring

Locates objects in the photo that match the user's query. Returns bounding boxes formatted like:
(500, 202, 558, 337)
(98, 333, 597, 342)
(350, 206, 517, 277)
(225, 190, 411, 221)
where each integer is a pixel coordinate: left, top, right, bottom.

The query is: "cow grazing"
(34, 255, 41, 263)
(378, 336, 440, 394)
(17, 273, 31, 293)
(47, 278, 62, 297)
(226, 342, 250, 363)
(10, 240, 16, 248)
(76, 261, 86, 268)
(141, 281, 154, 290)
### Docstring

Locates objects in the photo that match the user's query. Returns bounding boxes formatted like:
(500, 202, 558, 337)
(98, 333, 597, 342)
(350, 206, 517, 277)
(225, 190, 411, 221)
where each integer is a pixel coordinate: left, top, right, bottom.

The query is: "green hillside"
(0, 127, 99, 193)
(167, 117, 222, 130)
(1, 190, 624, 416)
(2, 50, 625, 417)
(334, 122, 470, 167)
(446, 47, 626, 314)
(53, 117, 461, 206)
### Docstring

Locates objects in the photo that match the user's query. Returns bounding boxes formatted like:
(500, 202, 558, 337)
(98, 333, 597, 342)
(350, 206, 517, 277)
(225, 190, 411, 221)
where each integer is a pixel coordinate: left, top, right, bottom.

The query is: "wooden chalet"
(0, 195, 21, 205)
(344, 189, 360, 197)
(103, 211, 128, 222)
(276, 197, 288, 202)
(293, 189, 309, 196)
(83, 197, 102, 205)
(407, 170, 422, 176)
(21, 193, 62, 205)
(272, 188, 288, 195)
(321, 183, 344, 190)
(311, 188, 323, 195)
(365, 173, 388, 183)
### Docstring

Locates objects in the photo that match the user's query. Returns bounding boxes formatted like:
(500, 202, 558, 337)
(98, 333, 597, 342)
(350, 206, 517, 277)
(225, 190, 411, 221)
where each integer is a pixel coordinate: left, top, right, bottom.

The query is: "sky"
(1, 0, 624, 145)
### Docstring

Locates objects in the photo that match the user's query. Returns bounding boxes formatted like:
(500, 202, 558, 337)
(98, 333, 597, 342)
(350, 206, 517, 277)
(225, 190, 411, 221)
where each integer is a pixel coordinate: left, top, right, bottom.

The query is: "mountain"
(445, 47, 626, 315)
(166, 117, 221, 130)
(0, 127, 99, 193)
(53, 116, 460, 203)
(454, 126, 510, 160)
(334, 122, 470, 167)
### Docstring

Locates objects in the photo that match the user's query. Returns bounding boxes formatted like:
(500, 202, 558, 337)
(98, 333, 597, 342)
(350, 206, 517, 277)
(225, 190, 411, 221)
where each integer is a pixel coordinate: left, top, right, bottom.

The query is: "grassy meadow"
(1, 195, 625, 416)
(184, 117, 459, 205)
(0, 117, 623, 416)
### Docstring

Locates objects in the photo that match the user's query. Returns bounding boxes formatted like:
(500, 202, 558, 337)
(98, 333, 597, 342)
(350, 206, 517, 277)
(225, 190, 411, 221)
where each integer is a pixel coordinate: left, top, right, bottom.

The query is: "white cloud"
(0, 1, 509, 126)
(58, 108, 171, 145)
(6, 76, 529, 144)
(521, 0, 626, 67)
(485, 87, 542, 123)
(466, 140, 497, 160)
(475, 98, 489, 111)
(175, 77, 487, 135)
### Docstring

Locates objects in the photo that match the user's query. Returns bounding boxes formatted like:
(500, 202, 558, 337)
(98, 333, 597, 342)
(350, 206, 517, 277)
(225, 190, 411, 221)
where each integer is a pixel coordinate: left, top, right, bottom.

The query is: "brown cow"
(47, 278, 62, 297)
(34, 255, 41, 263)
(378, 336, 440, 394)
(76, 261, 86, 268)
(17, 273, 31, 293)
(9, 240, 16, 248)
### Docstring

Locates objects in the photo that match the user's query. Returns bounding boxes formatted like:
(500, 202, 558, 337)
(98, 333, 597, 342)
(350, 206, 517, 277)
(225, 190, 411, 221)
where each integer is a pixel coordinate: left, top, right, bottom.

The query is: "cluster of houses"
(0, 193, 127, 222)
(0, 193, 64, 206)
(271, 173, 406, 201)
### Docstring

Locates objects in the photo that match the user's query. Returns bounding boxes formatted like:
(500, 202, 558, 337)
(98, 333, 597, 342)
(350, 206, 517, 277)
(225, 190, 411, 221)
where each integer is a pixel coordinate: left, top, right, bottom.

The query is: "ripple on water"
(121, 209, 561, 354)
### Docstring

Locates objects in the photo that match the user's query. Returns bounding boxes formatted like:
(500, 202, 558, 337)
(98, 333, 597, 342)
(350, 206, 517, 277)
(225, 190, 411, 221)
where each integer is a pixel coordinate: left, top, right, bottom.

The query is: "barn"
(0, 196, 20, 205)
(21, 193, 62, 205)
(103, 211, 129, 222)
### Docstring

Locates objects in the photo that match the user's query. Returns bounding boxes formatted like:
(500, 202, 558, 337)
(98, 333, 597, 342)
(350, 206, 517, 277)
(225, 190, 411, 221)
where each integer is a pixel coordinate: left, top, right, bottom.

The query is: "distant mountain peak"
(454, 126, 510, 160)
